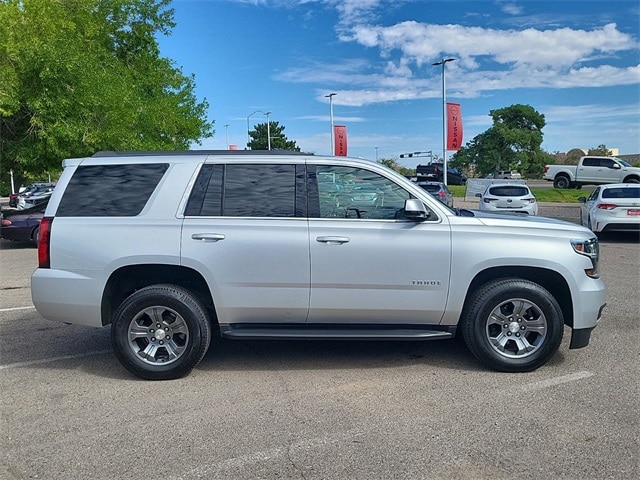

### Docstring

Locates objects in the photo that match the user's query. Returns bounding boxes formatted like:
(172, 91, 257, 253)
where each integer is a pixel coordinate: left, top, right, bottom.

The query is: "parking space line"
(0, 349, 111, 370)
(516, 371, 594, 393)
(173, 429, 365, 479)
(0, 306, 36, 312)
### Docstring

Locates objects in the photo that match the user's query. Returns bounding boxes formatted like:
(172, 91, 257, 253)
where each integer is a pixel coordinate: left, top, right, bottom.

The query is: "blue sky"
(158, 0, 640, 165)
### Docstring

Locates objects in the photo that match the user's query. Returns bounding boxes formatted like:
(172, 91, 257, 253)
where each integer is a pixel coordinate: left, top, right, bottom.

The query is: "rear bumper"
(31, 268, 104, 327)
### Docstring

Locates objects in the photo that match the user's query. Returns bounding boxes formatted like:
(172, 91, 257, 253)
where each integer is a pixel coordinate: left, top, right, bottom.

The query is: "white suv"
(32, 151, 606, 379)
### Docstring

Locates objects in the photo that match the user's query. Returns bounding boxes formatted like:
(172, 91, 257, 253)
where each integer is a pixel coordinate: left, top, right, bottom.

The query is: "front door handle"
(191, 233, 225, 242)
(316, 236, 350, 245)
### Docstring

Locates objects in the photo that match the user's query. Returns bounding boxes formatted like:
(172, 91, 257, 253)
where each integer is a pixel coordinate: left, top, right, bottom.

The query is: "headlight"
(571, 237, 600, 278)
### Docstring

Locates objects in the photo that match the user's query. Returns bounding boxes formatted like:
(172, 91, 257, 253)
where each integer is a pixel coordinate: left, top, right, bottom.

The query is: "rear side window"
(56, 163, 168, 217)
(185, 164, 304, 217)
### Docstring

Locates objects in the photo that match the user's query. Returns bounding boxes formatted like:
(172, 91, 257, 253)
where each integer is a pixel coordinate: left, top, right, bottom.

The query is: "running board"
(219, 324, 455, 341)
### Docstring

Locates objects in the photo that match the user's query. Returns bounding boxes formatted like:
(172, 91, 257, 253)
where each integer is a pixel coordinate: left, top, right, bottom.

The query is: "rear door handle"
(316, 236, 350, 245)
(191, 233, 225, 242)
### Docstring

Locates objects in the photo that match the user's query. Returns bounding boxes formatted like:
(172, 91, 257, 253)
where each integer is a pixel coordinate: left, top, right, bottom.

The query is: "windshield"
(615, 158, 631, 167)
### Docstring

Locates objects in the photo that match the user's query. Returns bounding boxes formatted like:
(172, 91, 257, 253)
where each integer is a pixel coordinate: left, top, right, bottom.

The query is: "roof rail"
(92, 150, 314, 157)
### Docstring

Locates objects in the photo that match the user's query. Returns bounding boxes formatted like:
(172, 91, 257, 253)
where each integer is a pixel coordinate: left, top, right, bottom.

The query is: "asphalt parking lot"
(1, 206, 638, 480)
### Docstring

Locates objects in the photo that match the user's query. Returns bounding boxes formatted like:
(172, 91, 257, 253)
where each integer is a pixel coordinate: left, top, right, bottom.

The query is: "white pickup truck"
(543, 156, 640, 189)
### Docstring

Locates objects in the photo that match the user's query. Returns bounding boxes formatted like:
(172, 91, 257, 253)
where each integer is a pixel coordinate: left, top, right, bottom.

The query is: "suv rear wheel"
(111, 284, 212, 380)
(461, 279, 564, 372)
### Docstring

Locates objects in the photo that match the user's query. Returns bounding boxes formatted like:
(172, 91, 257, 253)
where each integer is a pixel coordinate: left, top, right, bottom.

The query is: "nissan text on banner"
(447, 103, 463, 151)
(334, 125, 348, 156)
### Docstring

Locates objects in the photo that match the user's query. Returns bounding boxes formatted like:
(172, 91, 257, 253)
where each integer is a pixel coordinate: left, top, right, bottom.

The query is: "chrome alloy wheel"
(485, 298, 547, 359)
(127, 306, 190, 365)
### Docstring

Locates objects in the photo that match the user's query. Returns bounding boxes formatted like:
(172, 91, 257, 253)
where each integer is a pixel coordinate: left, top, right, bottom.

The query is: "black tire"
(111, 284, 212, 380)
(461, 279, 564, 372)
(31, 226, 39, 246)
(553, 176, 570, 189)
(624, 178, 639, 184)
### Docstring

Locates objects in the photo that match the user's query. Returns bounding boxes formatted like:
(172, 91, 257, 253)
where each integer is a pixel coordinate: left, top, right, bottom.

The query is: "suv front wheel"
(461, 279, 564, 372)
(111, 284, 212, 380)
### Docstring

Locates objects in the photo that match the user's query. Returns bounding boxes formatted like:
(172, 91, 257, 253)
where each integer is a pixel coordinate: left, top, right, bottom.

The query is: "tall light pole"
(432, 58, 455, 185)
(224, 124, 230, 150)
(246, 110, 263, 149)
(325, 93, 336, 155)
(264, 112, 272, 151)
(375, 146, 379, 162)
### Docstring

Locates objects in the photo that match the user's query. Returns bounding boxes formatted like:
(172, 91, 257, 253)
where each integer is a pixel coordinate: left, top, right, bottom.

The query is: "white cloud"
(500, 3, 524, 16)
(346, 22, 635, 69)
(275, 16, 638, 107)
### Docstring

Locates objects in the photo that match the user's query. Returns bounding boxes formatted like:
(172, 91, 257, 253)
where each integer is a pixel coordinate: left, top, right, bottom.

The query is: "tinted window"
(57, 163, 168, 217)
(186, 164, 300, 217)
(488, 186, 529, 197)
(582, 158, 598, 167)
(602, 187, 640, 199)
(600, 159, 615, 168)
(419, 184, 440, 193)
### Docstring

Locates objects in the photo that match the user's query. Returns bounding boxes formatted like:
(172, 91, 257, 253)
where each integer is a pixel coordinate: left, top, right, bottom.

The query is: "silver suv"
(32, 151, 606, 380)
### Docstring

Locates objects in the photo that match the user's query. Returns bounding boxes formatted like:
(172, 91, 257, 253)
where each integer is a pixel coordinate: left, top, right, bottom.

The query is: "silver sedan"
(579, 183, 640, 233)
(477, 183, 539, 215)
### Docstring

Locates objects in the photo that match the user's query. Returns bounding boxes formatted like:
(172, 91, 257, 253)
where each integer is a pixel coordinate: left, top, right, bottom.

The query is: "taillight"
(1, 219, 11, 226)
(38, 217, 53, 268)
(438, 191, 446, 199)
(597, 203, 617, 210)
(543, 166, 549, 173)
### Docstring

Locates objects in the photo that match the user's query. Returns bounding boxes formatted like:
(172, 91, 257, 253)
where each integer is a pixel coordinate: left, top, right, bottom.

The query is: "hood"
(467, 209, 593, 234)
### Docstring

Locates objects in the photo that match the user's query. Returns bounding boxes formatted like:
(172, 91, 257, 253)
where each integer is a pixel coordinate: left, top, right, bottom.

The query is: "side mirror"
(578, 196, 586, 203)
(404, 198, 429, 221)
(612, 163, 621, 169)
(475, 193, 481, 198)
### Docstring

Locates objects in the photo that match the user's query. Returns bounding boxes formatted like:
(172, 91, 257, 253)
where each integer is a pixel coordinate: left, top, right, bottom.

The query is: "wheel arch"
(465, 266, 574, 327)
(622, 175, 639, 183)
(553, 173, 571, 188)
(102, 264, 217, 327)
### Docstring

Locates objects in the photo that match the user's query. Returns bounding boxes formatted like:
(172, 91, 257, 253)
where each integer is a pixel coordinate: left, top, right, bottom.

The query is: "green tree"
(0, 0, 213, 190)
(588, 144, 613, 156)
(248, 121, 300, 151)
(378, 158, 414, 177)
(451, 104, 550, 178)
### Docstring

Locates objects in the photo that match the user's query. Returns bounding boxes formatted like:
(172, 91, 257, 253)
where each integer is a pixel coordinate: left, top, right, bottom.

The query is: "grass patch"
(449, 185, 587, 203)
(531, 189, 587, 203)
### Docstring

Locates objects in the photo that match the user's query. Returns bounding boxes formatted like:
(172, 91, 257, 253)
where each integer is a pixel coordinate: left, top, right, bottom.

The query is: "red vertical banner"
(446, 103, 463, 151)
(334, 125, 347, 156)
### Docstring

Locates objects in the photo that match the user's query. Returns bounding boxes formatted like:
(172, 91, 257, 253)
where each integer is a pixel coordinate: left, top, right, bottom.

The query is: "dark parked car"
(416, 163, 467, 185)
(0, 200, 47, 245)
(416, 181, 454, 208)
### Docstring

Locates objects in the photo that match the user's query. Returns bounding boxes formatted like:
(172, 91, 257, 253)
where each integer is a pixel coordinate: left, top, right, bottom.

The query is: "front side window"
(600, 159, 616, 168)
(311, 165, 411, 220)
(185, 164, 303, 217)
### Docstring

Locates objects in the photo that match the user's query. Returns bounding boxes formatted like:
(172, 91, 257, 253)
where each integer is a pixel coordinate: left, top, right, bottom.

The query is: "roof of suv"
(92, 150, 313, 157)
